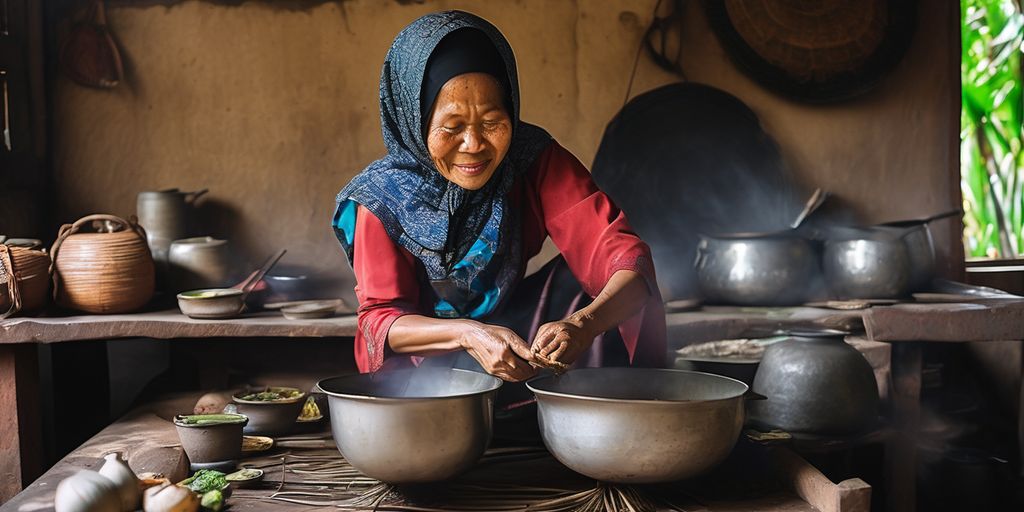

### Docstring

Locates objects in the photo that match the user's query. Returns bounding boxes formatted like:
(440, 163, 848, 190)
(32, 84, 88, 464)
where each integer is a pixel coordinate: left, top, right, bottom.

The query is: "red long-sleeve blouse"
(350, 142, 666, 373)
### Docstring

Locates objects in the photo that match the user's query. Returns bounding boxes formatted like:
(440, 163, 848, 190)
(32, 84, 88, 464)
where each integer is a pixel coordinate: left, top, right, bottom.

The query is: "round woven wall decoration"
(703, 0, 917, 102)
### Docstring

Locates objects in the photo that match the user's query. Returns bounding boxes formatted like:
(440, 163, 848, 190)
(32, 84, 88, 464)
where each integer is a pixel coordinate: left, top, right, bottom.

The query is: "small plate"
(265, 299, 345, 311)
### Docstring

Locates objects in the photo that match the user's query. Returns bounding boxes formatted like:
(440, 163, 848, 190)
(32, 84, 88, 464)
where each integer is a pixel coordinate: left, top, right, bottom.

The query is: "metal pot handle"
(693, 239, 709, 269)
(0, 246, 21, 320)
(744, 390, 768, 401)
(184, 189, 209, 204)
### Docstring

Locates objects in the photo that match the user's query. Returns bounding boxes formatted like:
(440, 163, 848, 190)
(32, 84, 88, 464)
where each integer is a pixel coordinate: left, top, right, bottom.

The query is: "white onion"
(97, 452, 141, 511)
(54, 470, 121, 512)
(142, 482, 199, 512)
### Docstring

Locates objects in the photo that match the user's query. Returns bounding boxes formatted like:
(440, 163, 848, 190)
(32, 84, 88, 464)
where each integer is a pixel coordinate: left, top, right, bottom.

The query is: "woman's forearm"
(567, 270, 651, 337)
(387, 315, 471, 355)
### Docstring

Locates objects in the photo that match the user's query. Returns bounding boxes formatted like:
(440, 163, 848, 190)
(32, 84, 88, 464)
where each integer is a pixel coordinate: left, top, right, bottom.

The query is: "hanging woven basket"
(50, 214, 155, 314)
(703, 0, 916, 102)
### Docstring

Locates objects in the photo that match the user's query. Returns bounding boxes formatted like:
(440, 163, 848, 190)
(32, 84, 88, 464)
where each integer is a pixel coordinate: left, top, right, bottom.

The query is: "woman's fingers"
(463, 325, 538, 382)
(549, 340, 569, 361)
(530, 325, 557, 354)
(507, 336, 538, 363)
(538, 329, 571, 358)
(496, 354, 535, 382)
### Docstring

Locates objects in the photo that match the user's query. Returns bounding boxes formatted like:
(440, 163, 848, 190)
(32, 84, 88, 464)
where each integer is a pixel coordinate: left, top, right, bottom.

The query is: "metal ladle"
(791, 187, 829, 230)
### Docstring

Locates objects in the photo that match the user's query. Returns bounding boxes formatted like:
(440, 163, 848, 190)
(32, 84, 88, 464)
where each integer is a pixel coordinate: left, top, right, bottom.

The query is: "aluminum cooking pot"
(823, 226, 911, 299)
(527, 368, 748, 483)
(695, 232, 820, 306)
(316, 368, 501, 484)
(876, 209, 960, 292)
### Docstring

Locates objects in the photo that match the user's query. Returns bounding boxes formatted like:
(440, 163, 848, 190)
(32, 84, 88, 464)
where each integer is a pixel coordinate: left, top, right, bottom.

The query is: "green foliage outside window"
(962, 0, 1024, 258)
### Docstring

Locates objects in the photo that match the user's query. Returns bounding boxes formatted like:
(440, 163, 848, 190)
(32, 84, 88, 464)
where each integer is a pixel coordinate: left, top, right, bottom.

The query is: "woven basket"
(0, 245, 51, 319)
(50, 214, 155, 314)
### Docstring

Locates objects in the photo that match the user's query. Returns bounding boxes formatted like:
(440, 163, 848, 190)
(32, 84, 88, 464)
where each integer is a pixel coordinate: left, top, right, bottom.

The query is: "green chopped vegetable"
(200, 489, 224, 511)
(180, 470, 228, 494)
(174, 414, 247, 426)
(237, 387, 303, 401)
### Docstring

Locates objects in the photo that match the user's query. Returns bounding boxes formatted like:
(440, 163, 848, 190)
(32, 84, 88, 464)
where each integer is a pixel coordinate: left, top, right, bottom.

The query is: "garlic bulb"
(98, 452, 141, 511)
(142, 482, 199, 512)
(54, 470, 121, 512)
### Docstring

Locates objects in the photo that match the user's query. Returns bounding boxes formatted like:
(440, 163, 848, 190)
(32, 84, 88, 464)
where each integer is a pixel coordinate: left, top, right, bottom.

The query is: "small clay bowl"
(232, 387, 307, 436)
(173, 414, 248, 464)
(177, 288, 245, 319)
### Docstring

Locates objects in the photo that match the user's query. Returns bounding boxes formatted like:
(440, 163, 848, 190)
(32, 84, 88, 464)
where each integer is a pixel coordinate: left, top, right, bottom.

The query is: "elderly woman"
(333, 11, 665, 401)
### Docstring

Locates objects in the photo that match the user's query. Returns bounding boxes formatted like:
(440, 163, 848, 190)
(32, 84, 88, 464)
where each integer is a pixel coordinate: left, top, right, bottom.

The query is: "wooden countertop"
(2, 300, 1022, 345)
(1, 393, 865, 512)
(0, 309, 360, 344)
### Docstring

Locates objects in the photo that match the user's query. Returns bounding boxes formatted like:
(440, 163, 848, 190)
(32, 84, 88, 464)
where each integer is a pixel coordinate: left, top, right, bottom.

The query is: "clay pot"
(231, 387, 306, 436)
(168, 236, 232, 292)
(50, 214, 155, 314)
(173, 414, 247, 464)
(749, 331, 879, 434)
(136, 189, 208, 264)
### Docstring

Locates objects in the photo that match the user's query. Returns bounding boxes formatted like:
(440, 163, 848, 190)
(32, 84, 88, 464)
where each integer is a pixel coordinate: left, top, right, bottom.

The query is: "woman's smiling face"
(425, 73, 512, 191)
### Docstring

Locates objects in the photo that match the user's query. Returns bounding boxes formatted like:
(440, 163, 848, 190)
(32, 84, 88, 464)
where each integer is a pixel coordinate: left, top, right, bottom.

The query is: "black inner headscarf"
(420, 28, 512, 132)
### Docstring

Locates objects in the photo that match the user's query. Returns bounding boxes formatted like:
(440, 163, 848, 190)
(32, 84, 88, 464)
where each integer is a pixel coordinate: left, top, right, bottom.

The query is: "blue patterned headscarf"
(334, 11, 552, 319)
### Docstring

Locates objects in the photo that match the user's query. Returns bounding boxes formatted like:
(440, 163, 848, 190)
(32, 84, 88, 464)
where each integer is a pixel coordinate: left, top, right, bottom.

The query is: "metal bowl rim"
(177, 288, 244, 300)
(316, 369, 503, 402)
(676, 355, 761, 365)
(526, 368, 749, 404)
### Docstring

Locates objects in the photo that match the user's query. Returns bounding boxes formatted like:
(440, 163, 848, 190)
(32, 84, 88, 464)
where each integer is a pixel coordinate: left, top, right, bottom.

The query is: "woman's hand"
(458, 320, 538, 382)
(531, 315, 595, 367)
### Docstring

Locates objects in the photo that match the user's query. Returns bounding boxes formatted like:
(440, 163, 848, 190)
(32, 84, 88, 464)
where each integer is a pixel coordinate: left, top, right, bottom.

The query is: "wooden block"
(772, 446, 872, 512)
(836, 478, 872, 512)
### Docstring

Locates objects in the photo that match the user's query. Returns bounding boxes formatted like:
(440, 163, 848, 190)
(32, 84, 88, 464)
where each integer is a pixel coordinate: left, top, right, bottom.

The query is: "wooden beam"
(885, 342, 923, 512)
(772, 446, 872, 512)
(0, 343, 42, 501)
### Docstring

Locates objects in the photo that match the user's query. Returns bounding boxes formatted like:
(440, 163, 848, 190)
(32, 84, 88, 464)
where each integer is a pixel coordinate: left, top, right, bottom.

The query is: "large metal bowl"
(527, 368, 748, 483)
(317, 368, 501, 484)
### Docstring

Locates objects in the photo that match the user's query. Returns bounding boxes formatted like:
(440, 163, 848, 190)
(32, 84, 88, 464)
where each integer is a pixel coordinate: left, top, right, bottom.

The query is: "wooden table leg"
(0, 343, 43, 501)
(886, 342, 922, 512)
(1019, 343, 1024, 478)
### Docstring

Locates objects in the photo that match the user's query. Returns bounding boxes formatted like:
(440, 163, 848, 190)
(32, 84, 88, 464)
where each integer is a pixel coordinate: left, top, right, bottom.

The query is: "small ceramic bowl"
(173, 414, 248, 464)
(226, 468, 264, 489)
(177, 288, 245, 319)
(232, 387, 307, 436)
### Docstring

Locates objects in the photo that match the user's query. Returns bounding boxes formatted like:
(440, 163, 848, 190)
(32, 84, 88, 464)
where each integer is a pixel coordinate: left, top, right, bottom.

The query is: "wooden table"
(861, 299, 1024, 512)
(0, 393, 871, 512)
(3, 300, 1024, 508)
(0, 309, 358, 501)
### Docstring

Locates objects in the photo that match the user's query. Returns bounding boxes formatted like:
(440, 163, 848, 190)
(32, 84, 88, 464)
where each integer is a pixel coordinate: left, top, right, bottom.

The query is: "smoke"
(321, 367, 499, 399)
(592, 83, 806, 300)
